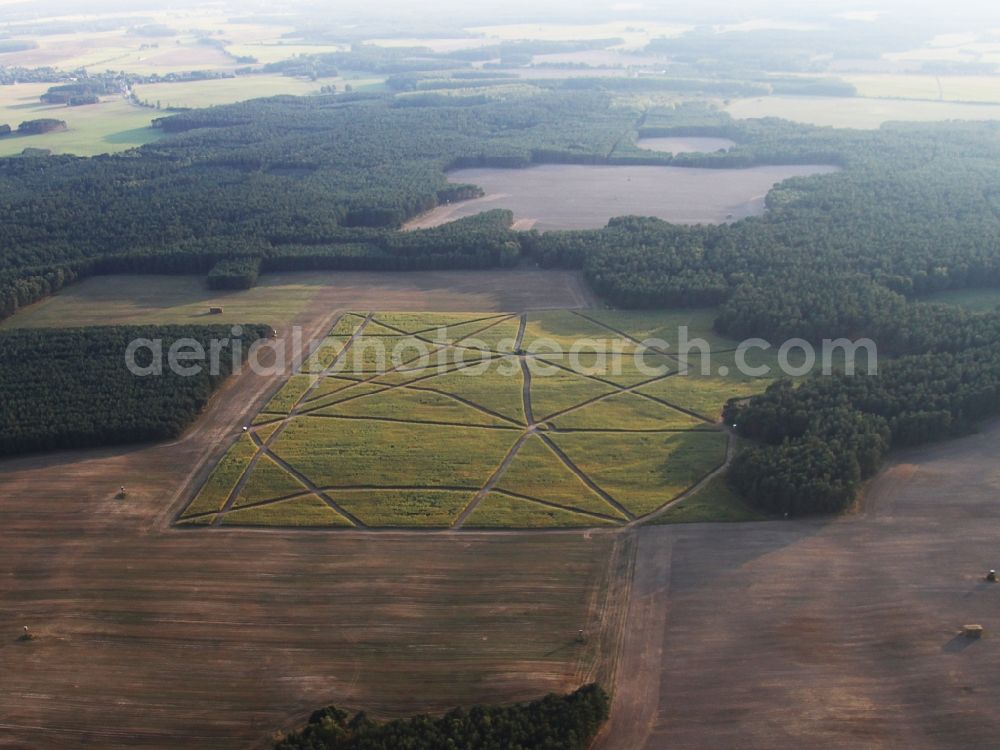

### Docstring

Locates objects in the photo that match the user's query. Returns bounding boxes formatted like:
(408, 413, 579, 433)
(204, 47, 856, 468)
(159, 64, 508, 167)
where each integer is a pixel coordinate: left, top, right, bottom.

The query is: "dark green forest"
(274, 684, 609, 750)
(0, 325, 269, 456)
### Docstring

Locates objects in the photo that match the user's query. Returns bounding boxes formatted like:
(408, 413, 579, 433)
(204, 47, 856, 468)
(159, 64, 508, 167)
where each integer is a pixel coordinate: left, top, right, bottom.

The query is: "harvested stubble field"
(178, 307, 775, 530)
(407, 163, 840, 230)
(597, 421, 1000, 750)
(0, 270, 635, 749)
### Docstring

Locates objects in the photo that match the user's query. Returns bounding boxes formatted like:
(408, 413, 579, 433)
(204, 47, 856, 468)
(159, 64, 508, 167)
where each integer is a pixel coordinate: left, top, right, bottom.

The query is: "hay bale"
(963, 624, 984, 639)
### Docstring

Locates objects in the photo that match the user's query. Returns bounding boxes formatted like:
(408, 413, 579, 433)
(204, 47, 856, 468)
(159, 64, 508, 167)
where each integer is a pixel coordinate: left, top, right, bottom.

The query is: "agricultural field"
(600, 421, 1000, 750)
(132, 75, 325, 109)
(466, 21, 691, 48)
(0, 269, 592, 330)
(647, 472, 768, 524)
(0, 273, 330, 329)
(0, 83, 161, 156)
(0, 323, 631, 748)
(222, 42, 345, 64)
(843, 73, 1000, 103)
(0, 12, 297, 74)
(363, 36, 496, 53)
(922, 287, 1000, 313)
(176, 308, 780, 530)
(132, 72, 383, 109)
(409, 162, 839, 230)
(883, 39, 1000, 67)
(725, 95, 1000, 128)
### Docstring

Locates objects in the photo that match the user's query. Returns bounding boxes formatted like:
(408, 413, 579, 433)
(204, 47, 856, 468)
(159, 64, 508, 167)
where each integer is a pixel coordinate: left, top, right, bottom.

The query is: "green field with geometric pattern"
(178, 309, 774, 529)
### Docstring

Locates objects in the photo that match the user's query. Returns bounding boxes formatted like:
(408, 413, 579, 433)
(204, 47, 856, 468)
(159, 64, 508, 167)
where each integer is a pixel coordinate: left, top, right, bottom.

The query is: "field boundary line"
(514, 312, 527, 351)
(530, 353, 677, 401)
(298, 371, 526, 428)
(547, 426, 719, 434)
(489, 488, 625, 524)
(630, 387, 717, 425)
(369, 312, 506, 336)
(208, 314, 373, 527)
(407, 313, 510, 336)
(434, 313, 521, 349)
(452, 431, 534, 528)
(590, 529, 674, 750)
(298, 357, 496, 404)
(365, 312, 518, 348)
(179, 489, 316, 522)
(533, 371, 691, 425)
(166, 307, 349, 527)
(538, 433, 635, 521)
(531, 355, 717, 426)
(576, 532, 636, 688)
(263, 347, 524, 427)
(519, 316, 535, 425)
(187, 484, 626, 528)
(253, 437, 366, 527)
(626, 429, 736, 528)
(297, 412, 521, 431)
(391, 383, 526, 426)
(513, 434, 630, 522)
(570, 309, 738, 359)
(290, 313, 375, 409)
(569, 310, 680, 361)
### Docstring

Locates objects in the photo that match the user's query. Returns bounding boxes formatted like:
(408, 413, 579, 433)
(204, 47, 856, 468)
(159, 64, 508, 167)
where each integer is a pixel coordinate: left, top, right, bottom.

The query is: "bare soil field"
(0, 271, 630, 749)
(406, 163, 839, 230)
(598, 420, 1000, 750)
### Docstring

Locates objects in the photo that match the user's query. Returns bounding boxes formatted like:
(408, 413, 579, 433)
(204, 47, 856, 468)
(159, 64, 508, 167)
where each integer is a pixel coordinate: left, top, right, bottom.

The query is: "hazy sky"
(1, 0, 1000, 33)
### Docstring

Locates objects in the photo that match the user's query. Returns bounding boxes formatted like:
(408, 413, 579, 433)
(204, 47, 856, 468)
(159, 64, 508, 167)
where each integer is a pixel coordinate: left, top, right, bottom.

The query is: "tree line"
(274, 684, 609, 750)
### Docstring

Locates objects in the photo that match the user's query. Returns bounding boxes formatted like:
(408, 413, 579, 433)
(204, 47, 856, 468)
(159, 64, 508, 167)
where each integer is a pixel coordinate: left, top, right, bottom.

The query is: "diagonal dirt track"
(537, 433, 635, 522)
(452, 431, 534, 528)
